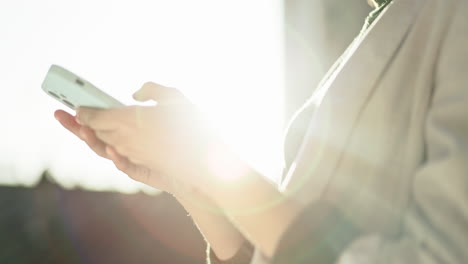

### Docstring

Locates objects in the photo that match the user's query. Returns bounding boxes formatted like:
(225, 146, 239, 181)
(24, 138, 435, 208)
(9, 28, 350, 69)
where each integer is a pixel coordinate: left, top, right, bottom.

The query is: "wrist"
(196, 142, 246, 190)
(202, 148, 292, 219)
(175, 187, 223, 217)
(200, 145, 258, 204)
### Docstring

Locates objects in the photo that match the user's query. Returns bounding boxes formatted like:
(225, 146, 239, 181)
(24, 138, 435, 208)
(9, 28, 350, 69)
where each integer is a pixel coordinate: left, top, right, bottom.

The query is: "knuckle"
(87, 132, 100, 145)
(115, 145, 130, 156)
(94, 131, 108, 144)
(116, 161, 130, 173)
(143, 81, 157, 88)
(85, 140, 102, 154)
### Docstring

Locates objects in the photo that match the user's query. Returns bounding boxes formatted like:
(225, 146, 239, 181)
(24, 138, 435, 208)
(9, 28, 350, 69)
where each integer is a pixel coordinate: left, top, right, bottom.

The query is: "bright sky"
(0, 0, 284, 193)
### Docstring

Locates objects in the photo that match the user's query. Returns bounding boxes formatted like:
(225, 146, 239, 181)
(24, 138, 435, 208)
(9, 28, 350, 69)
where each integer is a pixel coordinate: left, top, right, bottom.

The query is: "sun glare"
(0, 0, 284, 192)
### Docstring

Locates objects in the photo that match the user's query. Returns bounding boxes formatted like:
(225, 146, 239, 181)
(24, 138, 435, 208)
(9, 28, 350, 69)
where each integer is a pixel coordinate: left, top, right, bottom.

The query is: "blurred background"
(0, 0, 369, 263)
(1, 0, 285, 191)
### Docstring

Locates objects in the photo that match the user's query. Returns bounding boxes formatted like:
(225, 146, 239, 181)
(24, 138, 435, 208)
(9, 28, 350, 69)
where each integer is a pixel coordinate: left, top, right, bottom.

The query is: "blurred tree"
(0, 172, 206, 264)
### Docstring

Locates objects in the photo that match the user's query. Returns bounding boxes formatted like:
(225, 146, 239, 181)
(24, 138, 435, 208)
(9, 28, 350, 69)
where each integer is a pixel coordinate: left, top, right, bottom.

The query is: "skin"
(56, 1, 387, 259)
(55, 82, 302, 259)
(55, 83, 245, 259)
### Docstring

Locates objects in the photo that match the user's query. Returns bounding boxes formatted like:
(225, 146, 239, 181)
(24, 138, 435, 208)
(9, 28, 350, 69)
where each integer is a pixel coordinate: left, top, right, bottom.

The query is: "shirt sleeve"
(206, 240, 254, 264)
(269, 201, 360, 264)
(273, 2, 468, 264)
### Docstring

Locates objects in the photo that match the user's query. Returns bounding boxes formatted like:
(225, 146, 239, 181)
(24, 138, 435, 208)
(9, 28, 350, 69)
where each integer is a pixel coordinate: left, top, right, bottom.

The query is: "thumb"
(133, 82, 185, 104)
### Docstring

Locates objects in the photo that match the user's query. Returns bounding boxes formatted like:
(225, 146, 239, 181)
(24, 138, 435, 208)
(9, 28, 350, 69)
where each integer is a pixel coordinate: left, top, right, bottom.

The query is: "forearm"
(201, 152, 304, 258)
(200, 157, 361, 263)
(176, 194, 247, 261)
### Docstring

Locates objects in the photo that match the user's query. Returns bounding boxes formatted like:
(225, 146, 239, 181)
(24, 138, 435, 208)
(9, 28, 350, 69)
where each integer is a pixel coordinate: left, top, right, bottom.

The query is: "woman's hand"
(56, 96, 250, 260)
(56, 82, 301, 259)
(74, 82, 222, 192)
(54, 109, 178, 194)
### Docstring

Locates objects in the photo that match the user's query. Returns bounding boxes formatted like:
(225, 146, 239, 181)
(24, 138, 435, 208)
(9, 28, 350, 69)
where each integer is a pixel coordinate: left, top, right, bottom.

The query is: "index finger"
(54, 109, 81, 136)
(76, 106, 130, 131)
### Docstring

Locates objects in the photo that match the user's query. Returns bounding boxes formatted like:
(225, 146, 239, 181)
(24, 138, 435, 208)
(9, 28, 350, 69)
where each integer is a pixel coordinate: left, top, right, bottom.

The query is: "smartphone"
(42, 65, 125, 110)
